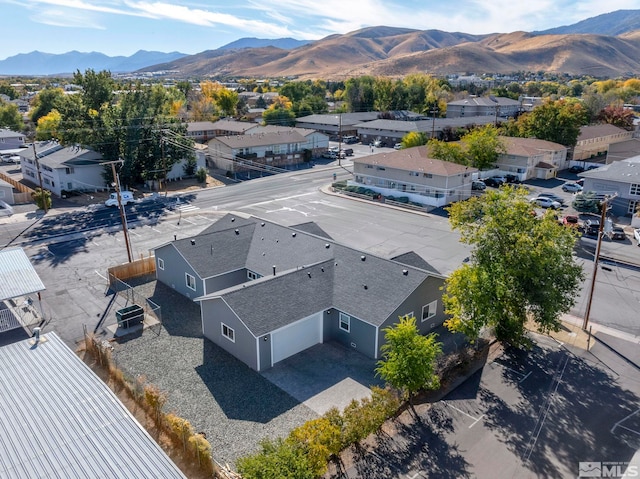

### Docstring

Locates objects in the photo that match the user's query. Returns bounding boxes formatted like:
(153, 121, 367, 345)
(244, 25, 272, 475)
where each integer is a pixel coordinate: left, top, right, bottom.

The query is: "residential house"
(251, 125, 329, 157)
(446, 96, 520, 119)
(0, 129, 26, 153)
(607, 138, 640, 163)
(578, 156, 640, 217)
(495, 137, 568, 181)
(154, 214, 447, 371)
(0, 179, 15, 205)
(209, 119, 259, 137)
(165, 143, 207, 180)
(208, 130, 309, 173)
(19, 141, 106, 197)
(296, 112, 380, 140)
(185, 121, 218, 143)
(572, 124, 634, 162)
(351, 146, 477, 207)
(354, 115, 498, 146)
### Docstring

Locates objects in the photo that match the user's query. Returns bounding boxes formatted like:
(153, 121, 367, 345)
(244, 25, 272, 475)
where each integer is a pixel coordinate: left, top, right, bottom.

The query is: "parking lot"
(335, 334, 640, 478)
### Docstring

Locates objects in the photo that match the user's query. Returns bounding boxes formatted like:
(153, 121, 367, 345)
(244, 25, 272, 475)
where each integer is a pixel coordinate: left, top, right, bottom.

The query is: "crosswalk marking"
(176, 204, 200, 212)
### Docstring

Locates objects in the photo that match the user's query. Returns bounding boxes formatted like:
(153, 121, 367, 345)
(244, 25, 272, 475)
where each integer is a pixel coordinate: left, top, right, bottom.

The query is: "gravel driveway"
(111, 280, 318, 465)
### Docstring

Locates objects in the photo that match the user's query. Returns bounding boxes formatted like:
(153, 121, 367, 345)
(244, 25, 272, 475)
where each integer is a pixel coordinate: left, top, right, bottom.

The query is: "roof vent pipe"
(273, 265, 276, 276)
(190, 239, 196, 245)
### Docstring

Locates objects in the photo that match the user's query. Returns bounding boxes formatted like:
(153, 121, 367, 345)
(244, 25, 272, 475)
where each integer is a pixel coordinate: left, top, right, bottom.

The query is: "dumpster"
(116, 305, 144, 329)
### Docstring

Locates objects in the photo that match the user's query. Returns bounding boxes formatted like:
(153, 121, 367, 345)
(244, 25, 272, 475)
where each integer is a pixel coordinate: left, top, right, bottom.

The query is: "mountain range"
(1, 9, 640, 78)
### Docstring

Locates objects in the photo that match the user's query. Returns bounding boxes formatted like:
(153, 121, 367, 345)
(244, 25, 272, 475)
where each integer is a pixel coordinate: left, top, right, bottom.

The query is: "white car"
(562, 182, 583, 193)
(634, 228, 640, 246)
(531, 197, 561, 209)
(105, 191, 135, 207)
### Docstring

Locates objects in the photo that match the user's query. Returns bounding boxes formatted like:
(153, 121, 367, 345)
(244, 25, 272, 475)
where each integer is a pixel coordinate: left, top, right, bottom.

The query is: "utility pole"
(430, 108, 438, 139)
(31, 142, 48, 213)
(337, 113, 342, 167)
(104, 159, 133, 263)
(582, 194, 616, 330)
(162, 134, 168, 197)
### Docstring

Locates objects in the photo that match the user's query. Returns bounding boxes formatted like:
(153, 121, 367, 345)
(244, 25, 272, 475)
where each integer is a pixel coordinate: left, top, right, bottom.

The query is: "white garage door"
(271, 312, 323, 365)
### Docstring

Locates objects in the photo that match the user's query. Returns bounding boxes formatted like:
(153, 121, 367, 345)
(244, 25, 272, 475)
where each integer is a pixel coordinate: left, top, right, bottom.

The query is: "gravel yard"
(111, 279, 318, 466)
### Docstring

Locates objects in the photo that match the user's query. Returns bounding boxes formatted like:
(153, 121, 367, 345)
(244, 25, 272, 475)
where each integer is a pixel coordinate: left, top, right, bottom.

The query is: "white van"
(105, 191, 135, 207)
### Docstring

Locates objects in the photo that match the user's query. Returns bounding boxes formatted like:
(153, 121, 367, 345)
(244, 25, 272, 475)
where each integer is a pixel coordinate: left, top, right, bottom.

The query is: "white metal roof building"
(0, 332, 186, 479)
(0, 247, 45, 302)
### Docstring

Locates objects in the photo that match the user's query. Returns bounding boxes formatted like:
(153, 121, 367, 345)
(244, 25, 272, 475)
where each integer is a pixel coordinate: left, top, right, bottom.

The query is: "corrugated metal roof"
(0, 247, 46, 301)
(0, 332, 186, 479)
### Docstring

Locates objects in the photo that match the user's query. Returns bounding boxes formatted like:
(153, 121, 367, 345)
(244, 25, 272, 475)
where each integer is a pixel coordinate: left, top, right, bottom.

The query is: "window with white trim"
(630, 184, 640, 196)
(247, 270, 258, 280)
(421, 300, 437, 322)
(221, 323, 235, 342)
(339, 312, 350, 332)
(186, 273, 196, 291)
(628, 200, 638, 215)
(157, 258, 164, 270)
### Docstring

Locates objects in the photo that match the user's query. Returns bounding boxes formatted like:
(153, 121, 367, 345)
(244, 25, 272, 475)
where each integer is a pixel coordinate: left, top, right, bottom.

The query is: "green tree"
(443, 187, 584, 348)
(73, 69, 114, 112)
(516, 99, 587, 146)
(31, 187, 52, 211)
(0, 102, 23, 130)
(376, 315, 442, 407)
(236, 438, 314, 479)
(428, 139, 468, 165)
(462, 124, 505, 170)
(0, 83, 18, 100)
(29, 87, 65, 124)
(35, 109, 61, 140)
(216, 88, 239, 117)
(402, 131, 428, 148)
(262, 104, 296, 126)
(289, 417, 341, 477)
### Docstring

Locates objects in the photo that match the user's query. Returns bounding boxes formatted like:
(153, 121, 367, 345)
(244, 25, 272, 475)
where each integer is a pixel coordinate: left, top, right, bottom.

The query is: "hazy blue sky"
(0, 1, 636, 59)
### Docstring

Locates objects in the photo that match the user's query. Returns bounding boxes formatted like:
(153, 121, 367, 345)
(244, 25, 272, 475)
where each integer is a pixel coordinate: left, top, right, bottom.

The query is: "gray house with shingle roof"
(579, 156, 640, 217)
(154, 214, 446, 371)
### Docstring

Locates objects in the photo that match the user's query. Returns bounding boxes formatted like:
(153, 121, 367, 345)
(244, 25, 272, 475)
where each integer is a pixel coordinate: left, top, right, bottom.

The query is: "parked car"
(562, 182, 583, 193)
(322, 151, 337, 159)
(634, 229, 640, 246)
(105, 191, 135, 207)
(340, 148, 354, 157)
(394, 143, 402, 150)
(342, 136, 358, 144)
(373, 139, 386, 148)
(537, 192, 566, 205)
(504, 174, 521, 184)
(530, 197, 561, 209)
(582, 218, 600, 236)
(561, 215, 580, 228)
(472, 180, 486, 191)
(483, 177, 505, 187)
(610, 226, 626, 241)
(586, 165, 600, 171)
(569, 165, 585, 173)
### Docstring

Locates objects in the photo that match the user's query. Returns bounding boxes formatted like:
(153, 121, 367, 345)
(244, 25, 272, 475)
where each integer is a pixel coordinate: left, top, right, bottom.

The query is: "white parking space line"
(443, 401, 485, 428)
(181, 217, 196, 225)
(490, 361, 531, 383)
(611, 409, 640, 436)
(151, 227, 162, 233)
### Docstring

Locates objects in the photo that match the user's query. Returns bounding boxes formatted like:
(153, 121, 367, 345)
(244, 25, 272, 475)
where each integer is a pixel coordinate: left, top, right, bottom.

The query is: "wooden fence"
(0, 172, 35, 204)
(107, 255, 156, 285)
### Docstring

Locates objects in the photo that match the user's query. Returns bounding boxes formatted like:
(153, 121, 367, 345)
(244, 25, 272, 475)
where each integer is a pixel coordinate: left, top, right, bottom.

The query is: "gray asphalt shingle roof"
(187, 214, 441, 335)
(579, 156, 640, 184)
(0, 333, 185, 478)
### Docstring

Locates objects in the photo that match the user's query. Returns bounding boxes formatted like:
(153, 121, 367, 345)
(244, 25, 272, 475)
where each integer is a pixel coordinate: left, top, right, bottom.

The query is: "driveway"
(261, 341, 384, 415)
